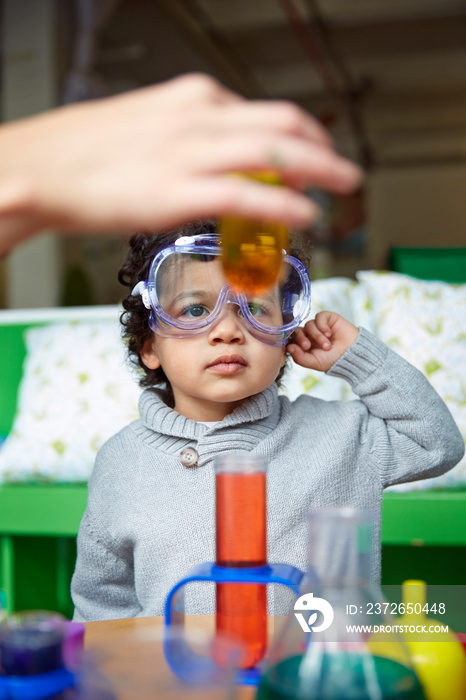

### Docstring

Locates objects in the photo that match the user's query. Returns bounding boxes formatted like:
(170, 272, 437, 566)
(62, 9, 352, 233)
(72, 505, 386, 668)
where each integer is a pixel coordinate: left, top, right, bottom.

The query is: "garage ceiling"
(94, 0, 466, 170)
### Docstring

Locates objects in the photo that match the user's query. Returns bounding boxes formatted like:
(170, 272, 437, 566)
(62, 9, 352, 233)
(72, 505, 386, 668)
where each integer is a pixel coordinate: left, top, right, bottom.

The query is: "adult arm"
(0, 73, 362, 256)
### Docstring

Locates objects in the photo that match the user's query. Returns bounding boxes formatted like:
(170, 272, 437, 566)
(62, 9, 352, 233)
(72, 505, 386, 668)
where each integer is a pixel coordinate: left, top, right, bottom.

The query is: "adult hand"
(287, 311, 359, 372)
(0, 73, 362, 255)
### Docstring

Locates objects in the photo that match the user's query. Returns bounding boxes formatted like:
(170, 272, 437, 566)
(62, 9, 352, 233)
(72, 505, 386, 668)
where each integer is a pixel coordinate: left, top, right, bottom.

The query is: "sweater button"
(179, 447, 199, 468)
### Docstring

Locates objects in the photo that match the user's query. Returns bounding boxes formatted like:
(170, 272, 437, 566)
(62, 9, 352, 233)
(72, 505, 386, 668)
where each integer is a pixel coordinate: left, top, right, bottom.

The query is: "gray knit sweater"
(71, 329, 464, 621)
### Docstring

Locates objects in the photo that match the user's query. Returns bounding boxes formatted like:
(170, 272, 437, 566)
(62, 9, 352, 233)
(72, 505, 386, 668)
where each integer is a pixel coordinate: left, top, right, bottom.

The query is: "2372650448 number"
(366, 602, 445, 615)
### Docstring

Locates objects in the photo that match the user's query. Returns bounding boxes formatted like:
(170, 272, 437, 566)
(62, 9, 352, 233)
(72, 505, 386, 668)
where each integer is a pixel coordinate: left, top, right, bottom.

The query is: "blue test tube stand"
(164, 561, 304, 686)
(0, 667, 76, 700)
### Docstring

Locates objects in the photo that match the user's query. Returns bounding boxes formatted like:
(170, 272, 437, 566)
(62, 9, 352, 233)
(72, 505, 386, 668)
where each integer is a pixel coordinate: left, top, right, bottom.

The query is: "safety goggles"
(131, 233, 311, 346)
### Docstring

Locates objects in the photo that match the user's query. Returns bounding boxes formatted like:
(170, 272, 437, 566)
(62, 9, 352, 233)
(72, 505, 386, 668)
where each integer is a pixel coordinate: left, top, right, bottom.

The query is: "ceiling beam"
(152, 0, 263, 97)
(228, 13, 466, 65)
(317, 0, 466, 27)
(276, 0, 373, 168)
(329, 14, 466, 59)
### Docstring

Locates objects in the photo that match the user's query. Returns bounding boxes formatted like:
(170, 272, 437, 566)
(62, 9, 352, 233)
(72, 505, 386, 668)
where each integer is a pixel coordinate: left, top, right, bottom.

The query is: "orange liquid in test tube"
(215, 457, 267, 670)
(219, 171, 288, 295)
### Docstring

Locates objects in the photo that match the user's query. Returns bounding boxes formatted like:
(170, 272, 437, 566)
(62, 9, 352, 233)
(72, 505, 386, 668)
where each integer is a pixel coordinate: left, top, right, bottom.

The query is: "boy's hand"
(287, 311, 359, 372)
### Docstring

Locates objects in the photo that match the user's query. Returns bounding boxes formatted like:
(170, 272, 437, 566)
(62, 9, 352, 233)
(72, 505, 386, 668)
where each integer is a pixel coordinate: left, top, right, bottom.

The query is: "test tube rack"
(164, 561, 304, 686)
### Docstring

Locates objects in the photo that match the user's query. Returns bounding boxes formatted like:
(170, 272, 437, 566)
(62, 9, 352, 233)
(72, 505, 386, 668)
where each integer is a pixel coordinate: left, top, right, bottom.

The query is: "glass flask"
(256, 508, 426, 700)
(219, 171, 288, 295)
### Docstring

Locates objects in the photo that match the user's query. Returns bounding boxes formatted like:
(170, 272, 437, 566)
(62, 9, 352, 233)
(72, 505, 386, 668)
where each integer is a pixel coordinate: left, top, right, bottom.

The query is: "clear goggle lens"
(135, 235, 311, 346)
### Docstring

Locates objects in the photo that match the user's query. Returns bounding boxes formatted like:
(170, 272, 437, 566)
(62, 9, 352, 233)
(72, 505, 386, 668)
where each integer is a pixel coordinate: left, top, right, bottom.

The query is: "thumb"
(288, 343, 318, 370)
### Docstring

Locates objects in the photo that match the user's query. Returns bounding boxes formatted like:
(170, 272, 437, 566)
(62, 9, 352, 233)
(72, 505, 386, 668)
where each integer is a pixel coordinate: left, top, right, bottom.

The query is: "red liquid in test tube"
(215, 454, 267, 669)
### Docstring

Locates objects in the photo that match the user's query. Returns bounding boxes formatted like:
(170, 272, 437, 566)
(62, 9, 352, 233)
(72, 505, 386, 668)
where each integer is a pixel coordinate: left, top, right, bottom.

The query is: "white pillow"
(356, 270, 466, 490)
(0, 320, 141, 483)
(280, 277, 367, 402)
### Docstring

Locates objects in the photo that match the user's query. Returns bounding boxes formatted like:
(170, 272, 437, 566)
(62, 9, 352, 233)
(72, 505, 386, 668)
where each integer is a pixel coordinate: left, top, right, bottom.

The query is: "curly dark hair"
(118, 220, 312, 407)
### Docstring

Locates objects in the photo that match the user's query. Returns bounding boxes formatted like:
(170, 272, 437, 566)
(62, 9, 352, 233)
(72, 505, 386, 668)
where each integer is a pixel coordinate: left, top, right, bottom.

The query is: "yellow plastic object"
(399, 580, 466, 700)
(371, 580, 466, 700)
(219, 171, 288, 295)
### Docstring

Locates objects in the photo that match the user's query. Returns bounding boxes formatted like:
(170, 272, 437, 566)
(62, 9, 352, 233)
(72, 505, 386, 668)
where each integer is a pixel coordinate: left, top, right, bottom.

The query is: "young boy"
(71, 220, 464, 621)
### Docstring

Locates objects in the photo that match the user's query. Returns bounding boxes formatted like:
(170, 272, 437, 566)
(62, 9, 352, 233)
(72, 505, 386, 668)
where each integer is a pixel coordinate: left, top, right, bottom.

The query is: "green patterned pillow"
(0, 319, 141, 483)
(357, 270, 466, 490)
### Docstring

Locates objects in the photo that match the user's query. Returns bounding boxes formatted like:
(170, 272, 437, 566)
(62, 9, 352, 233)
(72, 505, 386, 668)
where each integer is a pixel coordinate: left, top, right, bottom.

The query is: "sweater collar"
(138, 383, 279, 439)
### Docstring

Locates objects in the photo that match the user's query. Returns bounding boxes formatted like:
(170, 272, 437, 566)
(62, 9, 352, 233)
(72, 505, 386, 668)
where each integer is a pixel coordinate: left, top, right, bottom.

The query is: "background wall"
(368, 164, 466, 269)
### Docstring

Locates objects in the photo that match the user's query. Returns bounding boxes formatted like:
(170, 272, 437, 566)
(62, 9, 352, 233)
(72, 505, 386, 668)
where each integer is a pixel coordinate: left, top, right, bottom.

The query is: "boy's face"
(141, 259, 287, 421)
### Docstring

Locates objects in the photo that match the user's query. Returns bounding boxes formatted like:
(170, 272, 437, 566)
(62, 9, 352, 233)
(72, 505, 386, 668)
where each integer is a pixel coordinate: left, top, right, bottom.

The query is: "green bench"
(0, 309, 104, 617)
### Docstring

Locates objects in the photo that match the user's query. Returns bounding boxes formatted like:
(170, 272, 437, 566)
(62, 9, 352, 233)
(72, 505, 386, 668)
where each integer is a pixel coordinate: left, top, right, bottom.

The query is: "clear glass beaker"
(256, 508, 426, 699)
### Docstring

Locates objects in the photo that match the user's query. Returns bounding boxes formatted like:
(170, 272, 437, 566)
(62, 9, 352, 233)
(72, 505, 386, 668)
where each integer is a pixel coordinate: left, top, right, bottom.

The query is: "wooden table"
(84, 616, 260, 699)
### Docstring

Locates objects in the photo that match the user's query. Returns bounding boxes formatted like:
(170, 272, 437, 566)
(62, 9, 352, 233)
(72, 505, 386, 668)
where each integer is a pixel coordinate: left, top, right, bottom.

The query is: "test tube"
(219, 171, 288, 295)
(306, 508, 376, 586)
(214, 453, 267, 670)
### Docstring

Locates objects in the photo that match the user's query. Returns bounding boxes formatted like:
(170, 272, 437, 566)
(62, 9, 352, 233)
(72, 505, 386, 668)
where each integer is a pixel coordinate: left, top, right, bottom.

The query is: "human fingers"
(295, 323, 331, 352)
(288, 328, 311, 353)
(186, 133, 363, 195)
(136, 176, 320, 231)
(20, 137, 320, 234)
(137, 74, 332, 146)
(205, 100, 333, 147)
(286, 341, 311, 366)
(311, 311, 335, 339)
(286, 329, 323, 370)
(34, 173, 319, 234)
